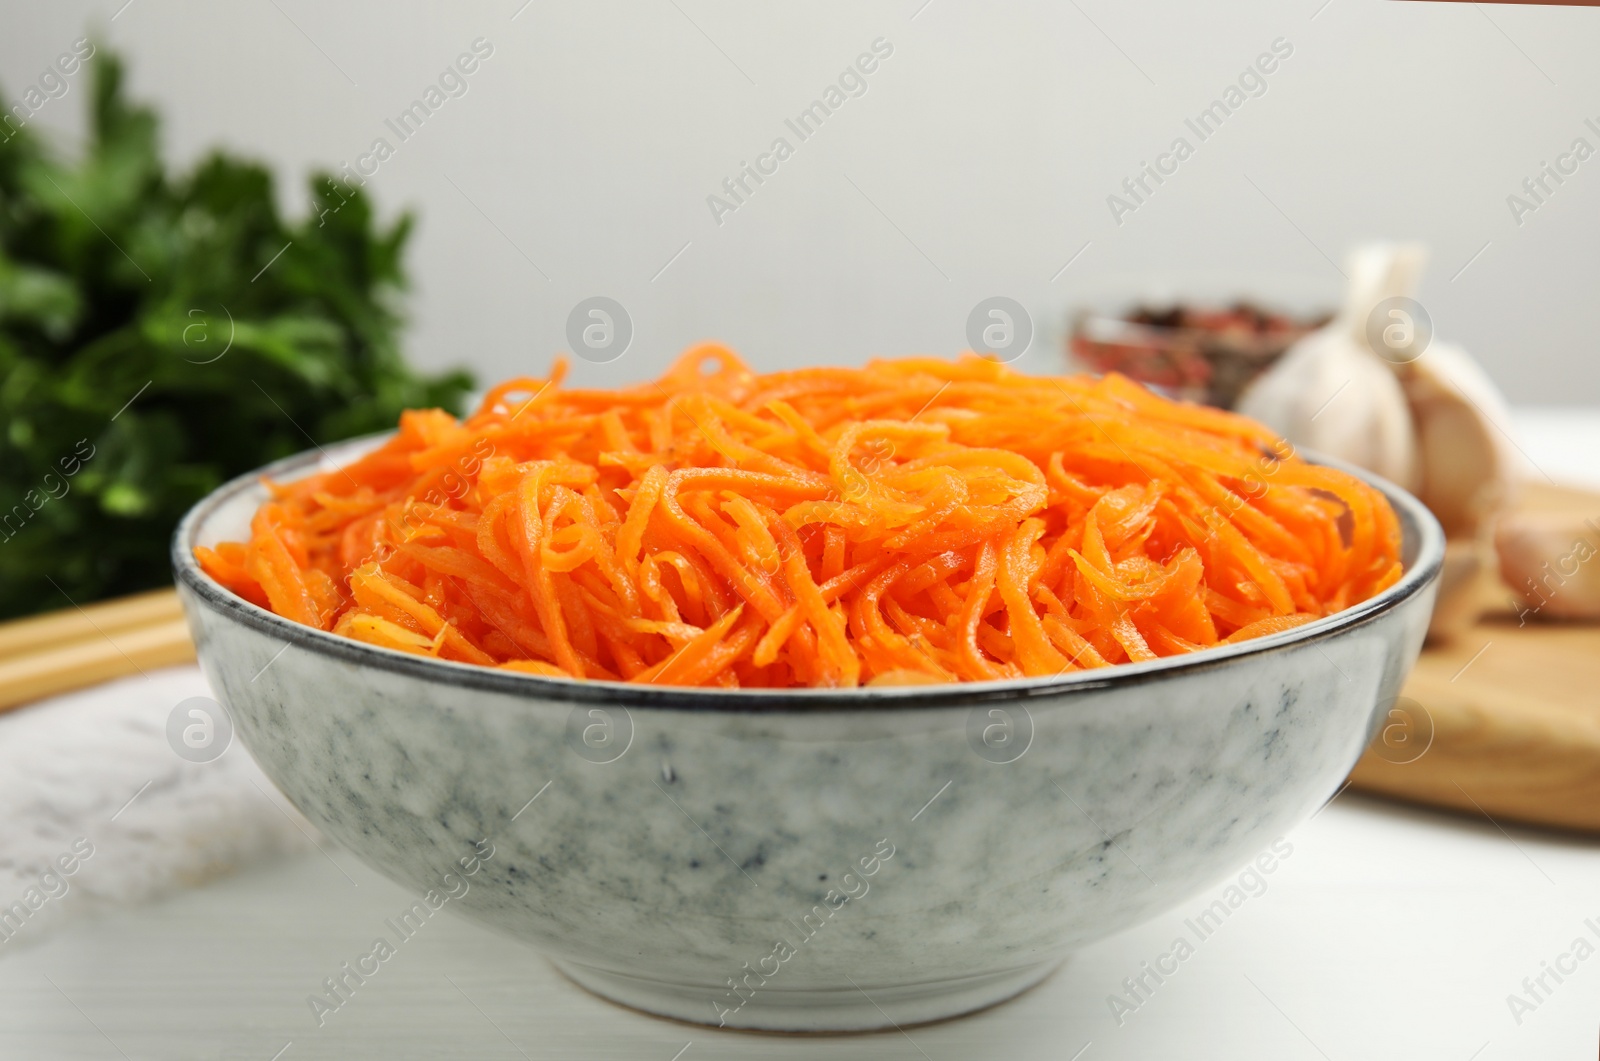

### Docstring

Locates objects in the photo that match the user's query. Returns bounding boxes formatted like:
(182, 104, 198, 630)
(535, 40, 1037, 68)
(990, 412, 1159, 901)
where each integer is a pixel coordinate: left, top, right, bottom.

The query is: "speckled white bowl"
(173, 437, 1442, 1032)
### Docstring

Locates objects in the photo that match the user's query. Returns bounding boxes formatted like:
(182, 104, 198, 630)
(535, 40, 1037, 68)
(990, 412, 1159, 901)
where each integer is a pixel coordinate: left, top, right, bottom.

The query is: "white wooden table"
(3, 409, 1597, 1060)
(2, 794, 1597, 1059)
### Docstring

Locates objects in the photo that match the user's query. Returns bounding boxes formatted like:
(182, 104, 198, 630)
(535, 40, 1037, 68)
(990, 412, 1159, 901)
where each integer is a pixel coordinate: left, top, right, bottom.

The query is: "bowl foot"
(549, 955, 1063, 1032)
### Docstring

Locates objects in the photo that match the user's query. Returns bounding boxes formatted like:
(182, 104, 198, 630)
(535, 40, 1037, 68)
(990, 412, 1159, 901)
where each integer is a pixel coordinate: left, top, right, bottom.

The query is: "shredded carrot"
(198, 346, 1404, 687)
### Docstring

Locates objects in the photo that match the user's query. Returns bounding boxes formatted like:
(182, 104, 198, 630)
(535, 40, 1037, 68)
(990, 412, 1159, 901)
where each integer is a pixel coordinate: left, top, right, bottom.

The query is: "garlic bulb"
(1235, 242, 1521, 640)
(1237, 246, 1419, 491)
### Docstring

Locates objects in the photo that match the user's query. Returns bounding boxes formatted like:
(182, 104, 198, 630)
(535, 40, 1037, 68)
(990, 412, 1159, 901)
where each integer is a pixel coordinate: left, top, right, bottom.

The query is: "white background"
(3, 0, 1598, 403)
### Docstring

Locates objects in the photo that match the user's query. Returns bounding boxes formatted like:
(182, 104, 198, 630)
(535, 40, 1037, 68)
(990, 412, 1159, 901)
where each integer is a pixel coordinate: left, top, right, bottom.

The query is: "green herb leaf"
(0, 48, 473, 618)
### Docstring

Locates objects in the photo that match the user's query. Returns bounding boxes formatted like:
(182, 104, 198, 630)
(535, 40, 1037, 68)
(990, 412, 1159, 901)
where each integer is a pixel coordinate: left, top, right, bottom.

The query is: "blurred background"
(4, 0, 1596, 400)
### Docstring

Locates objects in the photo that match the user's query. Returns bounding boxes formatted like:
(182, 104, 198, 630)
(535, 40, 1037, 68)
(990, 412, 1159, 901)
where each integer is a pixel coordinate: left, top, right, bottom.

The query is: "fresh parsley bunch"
(0, 50, 471, 619)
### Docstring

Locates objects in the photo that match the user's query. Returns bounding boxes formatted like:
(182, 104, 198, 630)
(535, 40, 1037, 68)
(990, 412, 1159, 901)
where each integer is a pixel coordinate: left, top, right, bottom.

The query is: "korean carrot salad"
(197, 346, 1403, 688)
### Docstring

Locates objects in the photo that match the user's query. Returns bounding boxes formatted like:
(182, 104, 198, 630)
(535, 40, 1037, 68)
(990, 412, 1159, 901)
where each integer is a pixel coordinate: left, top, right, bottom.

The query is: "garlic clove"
(1496, 510, 1600, 622)
(1398, 341, 1519, 541)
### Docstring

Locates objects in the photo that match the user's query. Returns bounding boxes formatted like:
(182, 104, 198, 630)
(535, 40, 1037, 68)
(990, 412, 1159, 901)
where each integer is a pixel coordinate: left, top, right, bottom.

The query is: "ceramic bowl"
(173, 436, 1443, 1032)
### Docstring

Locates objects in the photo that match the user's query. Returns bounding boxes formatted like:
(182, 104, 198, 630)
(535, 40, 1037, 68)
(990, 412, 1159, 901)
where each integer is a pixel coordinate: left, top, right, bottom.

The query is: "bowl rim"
(172, 433, 1444, 712)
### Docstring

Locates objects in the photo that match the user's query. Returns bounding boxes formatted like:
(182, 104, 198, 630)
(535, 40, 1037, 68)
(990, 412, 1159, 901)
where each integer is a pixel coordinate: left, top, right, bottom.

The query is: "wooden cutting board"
(1349, 481, 1600, 833)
